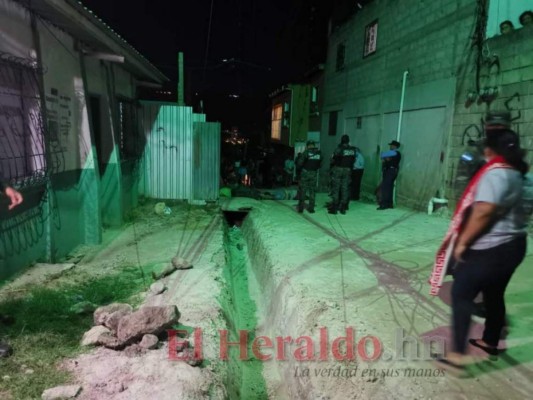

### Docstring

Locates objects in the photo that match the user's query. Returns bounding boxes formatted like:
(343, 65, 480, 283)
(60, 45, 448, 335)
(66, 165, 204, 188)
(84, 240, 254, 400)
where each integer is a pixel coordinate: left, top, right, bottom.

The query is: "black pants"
(451, 236, 526, 353)
(380, 168, 398, 208)
(351, 169, 364, 200)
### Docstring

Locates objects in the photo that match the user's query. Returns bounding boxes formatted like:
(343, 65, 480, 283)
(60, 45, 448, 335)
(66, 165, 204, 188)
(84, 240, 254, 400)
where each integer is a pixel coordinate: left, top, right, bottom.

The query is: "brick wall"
(322, 0, 533, 208)
(450, 25, 533, 204)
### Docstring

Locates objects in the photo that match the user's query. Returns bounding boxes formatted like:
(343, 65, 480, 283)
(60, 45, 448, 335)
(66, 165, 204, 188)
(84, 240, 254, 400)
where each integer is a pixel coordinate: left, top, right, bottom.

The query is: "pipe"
(392, 70, 409, 207)
(428, 197, 448, 215)
(396, 70, 409, 141)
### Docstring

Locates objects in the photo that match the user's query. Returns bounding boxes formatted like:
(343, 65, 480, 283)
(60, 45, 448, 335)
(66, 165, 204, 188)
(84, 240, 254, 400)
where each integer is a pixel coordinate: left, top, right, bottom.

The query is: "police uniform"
(297, 142, 322, 213)
(379, 141, 401, 210)
(330, 137, 356, 214)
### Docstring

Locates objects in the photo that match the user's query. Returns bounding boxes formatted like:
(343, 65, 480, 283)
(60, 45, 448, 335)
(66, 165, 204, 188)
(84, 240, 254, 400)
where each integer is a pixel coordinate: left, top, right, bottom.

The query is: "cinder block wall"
(450, 26, 533, 204)
(322, 0, 532, 207)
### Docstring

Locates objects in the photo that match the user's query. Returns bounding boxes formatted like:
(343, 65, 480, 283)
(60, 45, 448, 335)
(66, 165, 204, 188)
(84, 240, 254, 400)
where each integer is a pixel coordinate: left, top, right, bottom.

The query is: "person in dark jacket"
(0, 179, 24, 358)
(297, 141, 322, 213)
(378, 140, 401, 210)
(329, 135, 356, 214)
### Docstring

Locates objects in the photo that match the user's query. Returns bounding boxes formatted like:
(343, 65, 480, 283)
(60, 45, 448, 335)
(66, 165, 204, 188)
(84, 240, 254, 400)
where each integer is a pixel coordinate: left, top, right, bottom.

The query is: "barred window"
(363, 20, 378, 58)
(118, 100, 142, 161)
(0, 52, 47, 187)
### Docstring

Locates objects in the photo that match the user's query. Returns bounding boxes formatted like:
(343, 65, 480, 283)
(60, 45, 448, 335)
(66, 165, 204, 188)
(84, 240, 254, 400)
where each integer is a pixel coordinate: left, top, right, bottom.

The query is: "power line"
(203, 0, 215, 83)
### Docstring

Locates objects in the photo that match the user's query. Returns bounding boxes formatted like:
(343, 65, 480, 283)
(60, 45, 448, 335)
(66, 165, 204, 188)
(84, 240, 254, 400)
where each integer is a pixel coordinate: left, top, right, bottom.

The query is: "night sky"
(83, 0, 335, 133)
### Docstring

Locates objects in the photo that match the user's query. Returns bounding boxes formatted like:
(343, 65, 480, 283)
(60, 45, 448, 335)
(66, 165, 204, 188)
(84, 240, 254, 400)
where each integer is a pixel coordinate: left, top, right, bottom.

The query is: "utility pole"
(178, 52, 185, 105)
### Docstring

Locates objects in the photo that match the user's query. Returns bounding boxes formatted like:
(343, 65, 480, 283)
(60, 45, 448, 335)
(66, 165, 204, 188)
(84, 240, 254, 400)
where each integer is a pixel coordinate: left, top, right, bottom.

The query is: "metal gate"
(140, 102, 220, 202)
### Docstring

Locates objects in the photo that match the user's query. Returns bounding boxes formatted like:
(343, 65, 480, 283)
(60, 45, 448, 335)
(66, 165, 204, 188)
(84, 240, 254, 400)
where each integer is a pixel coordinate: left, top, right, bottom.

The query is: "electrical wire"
(202, 0, 215, 83)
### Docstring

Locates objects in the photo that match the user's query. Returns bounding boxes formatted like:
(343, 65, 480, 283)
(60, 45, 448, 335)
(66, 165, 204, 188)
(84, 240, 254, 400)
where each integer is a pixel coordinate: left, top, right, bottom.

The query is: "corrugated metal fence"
(140, 102, 220, 202)
(193, 122, 220, 201)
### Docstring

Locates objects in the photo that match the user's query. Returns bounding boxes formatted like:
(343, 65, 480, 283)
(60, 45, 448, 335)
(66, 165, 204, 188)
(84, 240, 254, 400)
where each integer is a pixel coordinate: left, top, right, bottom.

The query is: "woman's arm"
(453, 202, 499, 261)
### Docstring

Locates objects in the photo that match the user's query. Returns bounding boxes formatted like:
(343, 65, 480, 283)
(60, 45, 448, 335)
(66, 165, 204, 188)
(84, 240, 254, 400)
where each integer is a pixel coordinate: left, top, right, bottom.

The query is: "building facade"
(0, 0, 167, 277)
(269, 65, 325, 151)
(321, 0, 533, 209)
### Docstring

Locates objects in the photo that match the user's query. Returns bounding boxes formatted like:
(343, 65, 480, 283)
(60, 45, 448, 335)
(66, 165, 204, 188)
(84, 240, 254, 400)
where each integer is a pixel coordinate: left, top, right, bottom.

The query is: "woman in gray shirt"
(439, 129, 530, 371)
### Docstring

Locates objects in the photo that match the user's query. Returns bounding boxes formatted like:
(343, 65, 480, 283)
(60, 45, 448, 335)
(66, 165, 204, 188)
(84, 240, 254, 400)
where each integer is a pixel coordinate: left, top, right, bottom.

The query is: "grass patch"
(0, 265, 153, 399)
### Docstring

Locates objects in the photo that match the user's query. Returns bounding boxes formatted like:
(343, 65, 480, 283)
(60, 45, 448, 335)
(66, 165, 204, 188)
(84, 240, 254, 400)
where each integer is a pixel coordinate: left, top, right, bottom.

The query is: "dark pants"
(380, 168, 398, 208)
(451, 236, 526, 353)
(331, 167, 351, 211)
(298, 170, 318, 209)
(351, 169, 364, 200)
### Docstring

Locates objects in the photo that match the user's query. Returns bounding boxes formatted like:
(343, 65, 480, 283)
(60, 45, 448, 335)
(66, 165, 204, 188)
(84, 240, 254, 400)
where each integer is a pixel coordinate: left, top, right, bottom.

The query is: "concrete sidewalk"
(223, 194, 533, 400)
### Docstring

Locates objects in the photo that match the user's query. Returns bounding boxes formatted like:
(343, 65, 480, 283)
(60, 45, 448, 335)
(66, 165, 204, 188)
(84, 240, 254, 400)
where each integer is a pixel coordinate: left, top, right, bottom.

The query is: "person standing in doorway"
(297, 141, 322, 213)
(378, 140, 401, 210)
(0, 180, 24, 358)
(329, 135, 356, 214)
(351, 147, 365, 201)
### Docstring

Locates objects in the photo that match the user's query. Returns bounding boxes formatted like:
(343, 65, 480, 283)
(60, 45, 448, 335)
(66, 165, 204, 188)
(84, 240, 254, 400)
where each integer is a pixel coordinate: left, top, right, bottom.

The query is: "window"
(0, 53, 46, 187)
(118, 100, 142, 161)
(271, 104, 282, 140)
(328, 111, 338, 136)
(363, 20, 378, 57)
(336, 43, 346, 71)
(487, 0, 532, 37)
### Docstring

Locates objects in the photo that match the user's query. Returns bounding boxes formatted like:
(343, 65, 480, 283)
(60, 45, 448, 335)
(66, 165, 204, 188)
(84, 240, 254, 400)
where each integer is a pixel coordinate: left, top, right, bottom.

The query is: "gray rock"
(150, 282, 166, 295)
(171, 256, 193, 270)
(93, 303, 133, 331)
(98, 333, 126, 350)
(41, 384, 81, 399)
(81, 326, 112, 347)
(103, 311, 129, 334)
(139, 334, 159, 349)
(117, 306, 179, 344)
(70, 301, 97, 315)
(152, 264, 176, 280)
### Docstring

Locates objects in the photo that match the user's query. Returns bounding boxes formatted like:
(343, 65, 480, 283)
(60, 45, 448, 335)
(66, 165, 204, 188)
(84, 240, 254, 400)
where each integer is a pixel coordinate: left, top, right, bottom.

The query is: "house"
(320, 0, 533, 209)
(269, 65, 325, 155)
(0, 0, 216, 278)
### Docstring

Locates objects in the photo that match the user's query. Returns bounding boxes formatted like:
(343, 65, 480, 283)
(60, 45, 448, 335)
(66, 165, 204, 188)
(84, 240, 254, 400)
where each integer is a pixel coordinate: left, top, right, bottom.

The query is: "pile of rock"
(81, 303, 179, 353)
(152, 256, 193, 281)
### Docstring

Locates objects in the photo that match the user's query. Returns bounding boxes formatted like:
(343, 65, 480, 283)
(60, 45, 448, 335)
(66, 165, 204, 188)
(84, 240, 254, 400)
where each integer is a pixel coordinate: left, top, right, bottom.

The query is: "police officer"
(378, 140, 401, 210)
(297, 140, 322, 213)
(329, 135, 356, 214)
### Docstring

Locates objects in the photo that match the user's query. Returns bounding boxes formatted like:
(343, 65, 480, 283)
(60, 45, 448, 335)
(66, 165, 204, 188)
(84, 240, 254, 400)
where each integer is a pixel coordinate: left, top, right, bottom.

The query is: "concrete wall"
(0, 0, 145, 279)
(321, 0, 533, 209)
(449, 24, 533, 203)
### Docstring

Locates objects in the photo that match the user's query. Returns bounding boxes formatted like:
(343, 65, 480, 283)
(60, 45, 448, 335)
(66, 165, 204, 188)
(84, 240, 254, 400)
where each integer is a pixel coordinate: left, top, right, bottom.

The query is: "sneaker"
(328, 209, 337, 215)
(308, 208, 315, 214)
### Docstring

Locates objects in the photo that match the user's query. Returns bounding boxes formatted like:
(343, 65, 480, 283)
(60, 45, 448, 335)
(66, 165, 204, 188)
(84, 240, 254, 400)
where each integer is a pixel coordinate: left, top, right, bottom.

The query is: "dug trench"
(220, 209, 268, 399)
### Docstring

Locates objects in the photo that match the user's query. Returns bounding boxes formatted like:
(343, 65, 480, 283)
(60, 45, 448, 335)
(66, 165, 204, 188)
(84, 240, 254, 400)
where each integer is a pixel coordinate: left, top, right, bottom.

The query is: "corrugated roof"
(19, 0, 168, 83)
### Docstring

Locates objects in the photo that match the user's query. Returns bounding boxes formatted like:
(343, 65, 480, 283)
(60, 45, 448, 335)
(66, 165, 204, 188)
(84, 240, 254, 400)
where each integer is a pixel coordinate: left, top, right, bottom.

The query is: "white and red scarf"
(429, 155, 511, 295)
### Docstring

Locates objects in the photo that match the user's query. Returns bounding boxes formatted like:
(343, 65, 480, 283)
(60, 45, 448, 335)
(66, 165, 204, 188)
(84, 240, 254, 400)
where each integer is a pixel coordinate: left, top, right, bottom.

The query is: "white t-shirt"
(471, 168, 530, 249)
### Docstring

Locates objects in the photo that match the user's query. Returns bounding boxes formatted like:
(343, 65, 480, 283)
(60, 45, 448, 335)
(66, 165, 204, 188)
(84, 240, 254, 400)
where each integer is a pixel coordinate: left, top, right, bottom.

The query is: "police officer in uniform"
(329, 135, 356, 214)
(378, 140, 401, 210)
(297, 140, 322, 213)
